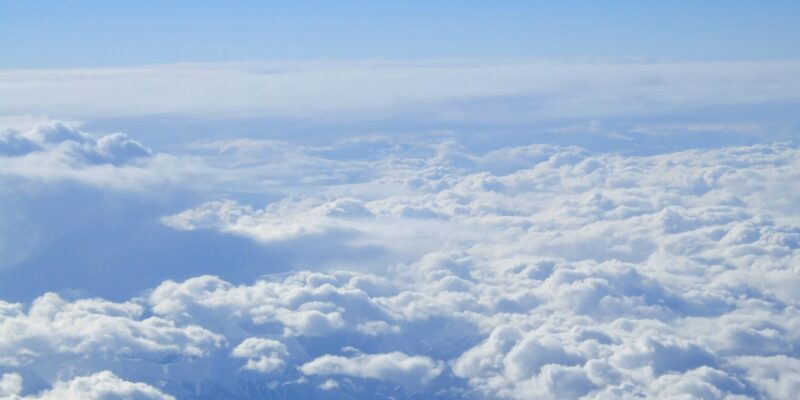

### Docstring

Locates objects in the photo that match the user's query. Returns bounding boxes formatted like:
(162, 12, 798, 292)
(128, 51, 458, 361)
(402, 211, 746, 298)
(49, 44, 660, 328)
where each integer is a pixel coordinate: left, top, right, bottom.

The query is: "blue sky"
(2, 1, 800, 68)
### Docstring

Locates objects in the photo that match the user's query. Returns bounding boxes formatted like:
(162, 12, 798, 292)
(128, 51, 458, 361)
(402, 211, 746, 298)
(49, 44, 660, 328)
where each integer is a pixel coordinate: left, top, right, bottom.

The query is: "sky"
(1, 3, 800, 400)
(2, 1, 800, 68)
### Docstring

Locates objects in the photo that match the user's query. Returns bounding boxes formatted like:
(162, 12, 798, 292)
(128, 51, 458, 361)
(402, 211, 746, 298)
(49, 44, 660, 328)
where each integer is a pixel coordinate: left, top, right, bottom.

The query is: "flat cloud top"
(2, 60, 800, 125)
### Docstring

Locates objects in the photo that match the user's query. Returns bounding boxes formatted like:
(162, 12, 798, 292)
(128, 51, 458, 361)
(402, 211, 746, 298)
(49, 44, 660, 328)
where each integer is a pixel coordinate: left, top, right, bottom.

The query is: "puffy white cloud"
(0, 293, 222, 367)
(0, 374, 22, 397)
(503, 336, 584, 380)
(610, 336, 716, 376)
(0, 122, 150, 165)
(231, 338, 288, 373)
(147, 273, 390, 338)
(299, 352, 443, 388)
(0, 121, 200, 190)
(645, 367, 749, 400)
(161, 200, 339, 242)
(135, 140, 800, 397)
(514, 364, 596, 400)
(2, 116, 800, 398)
(731, 355, 800, 400)
(3, 371, 175, 400)
(317, 379, 339, 390)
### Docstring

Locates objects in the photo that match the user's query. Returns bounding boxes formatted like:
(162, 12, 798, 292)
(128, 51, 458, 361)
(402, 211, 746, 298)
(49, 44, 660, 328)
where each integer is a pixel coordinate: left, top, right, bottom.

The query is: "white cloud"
(231, 338, 288, 373)
(299, 352, 443, 388)
(1, 60, 799, 124)
(0, 293, 222, 367)
(141, 138, 800, 398)
(645, 367, 748, 400)
(0, 122, 150, 164)
(161, 200, 336, 243)
(0, 374, 22, 398)
(146, 273, 386, 338)
(731, 355, 800, 400)
(503, 336, 584, 380)
(2, 115, 800, 398)
(2, 371, 175, 400)
(318, 379, 339, 390)
(0, 121, 198, 190)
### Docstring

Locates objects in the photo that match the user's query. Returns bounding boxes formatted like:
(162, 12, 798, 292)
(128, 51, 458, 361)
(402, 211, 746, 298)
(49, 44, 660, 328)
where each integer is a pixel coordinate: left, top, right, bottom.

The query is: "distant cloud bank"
(1, 60, 799, 125)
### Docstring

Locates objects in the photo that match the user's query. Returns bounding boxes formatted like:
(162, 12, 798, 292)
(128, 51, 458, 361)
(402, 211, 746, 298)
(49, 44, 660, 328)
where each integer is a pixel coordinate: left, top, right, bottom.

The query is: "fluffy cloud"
(0, 121, 198, 189)
(231, 338, 288, 373)
(0, 293, 222, 373)
(147, 138, 800, 398)
(731, 356, 800, 400)
(0, 121, 150, 164)
(0, 374, 22, 397)
(161, 200, 344, 242)
(299, 352, 443, 387)
(147, 273, 389, 338)
(0, 371, 174, 400)
(1, 116, 799, 398)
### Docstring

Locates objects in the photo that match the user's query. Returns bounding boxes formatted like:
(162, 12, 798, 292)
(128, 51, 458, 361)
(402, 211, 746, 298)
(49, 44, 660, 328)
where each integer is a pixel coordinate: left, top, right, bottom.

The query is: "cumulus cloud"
(0, 374, 22, 397)
(299, 352, 443, 387)
(0, 121, 200, 190)
(2, 115, 800, 398)
(231, 338, 288, 373)
(0, 121, 150, 164)
(0, 293, 222, 369)
(731, 355, 800, 400)
(161, 200, 340, 242)
(0, 371, 175, 400)
(139, 137, 800, 397)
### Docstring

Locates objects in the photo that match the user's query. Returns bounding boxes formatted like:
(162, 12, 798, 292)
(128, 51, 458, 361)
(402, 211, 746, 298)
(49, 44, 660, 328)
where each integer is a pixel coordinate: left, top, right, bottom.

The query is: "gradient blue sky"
(3, 3, 800, 399)
(2, 1, 799, 68)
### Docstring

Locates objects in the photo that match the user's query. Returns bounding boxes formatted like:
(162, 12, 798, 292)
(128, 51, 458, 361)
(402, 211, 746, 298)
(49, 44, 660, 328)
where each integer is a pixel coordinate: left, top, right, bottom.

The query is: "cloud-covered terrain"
(1, 116, 799, 399)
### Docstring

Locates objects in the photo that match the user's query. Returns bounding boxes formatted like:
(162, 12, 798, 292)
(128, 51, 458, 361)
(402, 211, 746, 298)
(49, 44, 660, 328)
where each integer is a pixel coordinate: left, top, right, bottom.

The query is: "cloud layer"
(1, 119, 799, 398)
(2, 60, 800, 126)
